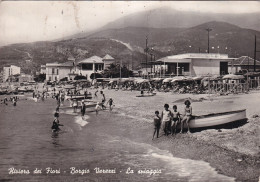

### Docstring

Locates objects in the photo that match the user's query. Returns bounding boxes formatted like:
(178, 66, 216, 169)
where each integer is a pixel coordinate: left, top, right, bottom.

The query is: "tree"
(74, 75, 87, 80)
(90, 73, 102, 80)
(60, 77, 68, 81)
(103, 63, 133, 78)
(34, 74, 46, 82)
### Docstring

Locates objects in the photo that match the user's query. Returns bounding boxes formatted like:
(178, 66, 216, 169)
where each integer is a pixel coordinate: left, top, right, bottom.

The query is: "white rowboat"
(181, 109, 246, 128)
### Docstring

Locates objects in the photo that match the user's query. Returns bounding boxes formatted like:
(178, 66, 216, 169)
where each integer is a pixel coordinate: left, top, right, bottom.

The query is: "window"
(179, 63, 190, 72)
(57, 69, 59, 75)
(49, 76, 51, 81)
(52, 68, 55, 74)
(82, 64, 93, 70)
(55, 76, 57, 81)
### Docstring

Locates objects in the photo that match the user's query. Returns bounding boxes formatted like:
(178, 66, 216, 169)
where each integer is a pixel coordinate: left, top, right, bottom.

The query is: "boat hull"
(179, 109, 246, 129)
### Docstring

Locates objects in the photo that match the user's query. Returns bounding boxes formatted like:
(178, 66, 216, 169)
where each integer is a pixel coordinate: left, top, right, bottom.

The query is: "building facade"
(46, 62, 76, 82)
(228, 56, 260, 73)
(103, 54, 115, 69)
(45, 55, 107, 81)
(3, 65, 21, 82)
(154, 53, 235, 76)
(40, 65, 46, 74)
(78, 56, 104, 80)
(19, 73, 34, 83)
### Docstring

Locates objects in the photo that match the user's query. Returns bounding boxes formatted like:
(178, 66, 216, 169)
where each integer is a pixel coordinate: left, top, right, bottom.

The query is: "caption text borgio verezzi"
(8, 167, 162, 175)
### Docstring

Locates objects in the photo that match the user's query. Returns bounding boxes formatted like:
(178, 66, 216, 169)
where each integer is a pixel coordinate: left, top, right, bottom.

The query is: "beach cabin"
(153, 53, 236, 77)
(78, 56, 104, 80)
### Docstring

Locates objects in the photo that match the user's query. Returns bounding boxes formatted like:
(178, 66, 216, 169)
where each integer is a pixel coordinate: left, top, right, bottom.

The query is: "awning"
(156, 57, 191, 63)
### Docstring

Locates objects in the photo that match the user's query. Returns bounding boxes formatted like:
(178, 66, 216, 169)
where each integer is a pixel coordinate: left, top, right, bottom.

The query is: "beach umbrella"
(184, 76, 194, 81)
(136, 79, 149, 84)
(171, 76, 186, 82)
(151, 78, 164, 82)
(163, 78, 173, 83)
(64, 85, 75, 89)
(192, 76, 203, 81)
(223, 74, 244, 80)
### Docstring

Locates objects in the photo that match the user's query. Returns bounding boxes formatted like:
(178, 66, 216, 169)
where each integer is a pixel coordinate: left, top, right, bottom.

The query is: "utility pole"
(254, 35, 260, 72)
(254, 35, 256, 72)
(145, 36, 148, 77)
(120, 59, 122, 79)
(206, 28, 212, 54)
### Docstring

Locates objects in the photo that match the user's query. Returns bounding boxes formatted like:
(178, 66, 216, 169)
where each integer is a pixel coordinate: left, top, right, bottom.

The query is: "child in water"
(95, 102, 102, 115)
(153, 111, 161, 139)
(180, 100, 192, 134)
(107, 97, 114, 112)
(51, 118, 63, 132)
(171, 105, 180, 135)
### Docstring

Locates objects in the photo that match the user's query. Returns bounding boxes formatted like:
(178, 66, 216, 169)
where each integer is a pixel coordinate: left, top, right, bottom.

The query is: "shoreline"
(88, 89, 260, 181)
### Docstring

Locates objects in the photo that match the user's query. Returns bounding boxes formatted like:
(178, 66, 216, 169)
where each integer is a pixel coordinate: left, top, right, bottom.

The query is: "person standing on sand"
(161, 104, 172, 136)
(171, 105, 181, 135)
(153, 111, 161, 139)
(180, 100, 192, 134)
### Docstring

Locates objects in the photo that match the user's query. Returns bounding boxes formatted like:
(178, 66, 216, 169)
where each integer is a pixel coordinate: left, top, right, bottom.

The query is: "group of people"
(1, 96, 19, 106)
(153, 100, 192, 139)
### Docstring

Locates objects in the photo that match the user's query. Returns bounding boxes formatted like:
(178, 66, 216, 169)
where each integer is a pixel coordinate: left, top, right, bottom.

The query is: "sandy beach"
(93, 88, 260, 181)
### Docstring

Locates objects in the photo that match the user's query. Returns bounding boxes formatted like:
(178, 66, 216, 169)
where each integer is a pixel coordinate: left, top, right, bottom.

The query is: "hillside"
(1, 21, 260, 74)
(102, 7, 260, 31)
(87, 21, 260, 58)
(152, 21, 260, 57)
(0, 38, 145, 74)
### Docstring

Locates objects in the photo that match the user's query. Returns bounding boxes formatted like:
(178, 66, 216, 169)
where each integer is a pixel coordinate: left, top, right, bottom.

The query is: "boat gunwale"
(193, 109, 246, 119)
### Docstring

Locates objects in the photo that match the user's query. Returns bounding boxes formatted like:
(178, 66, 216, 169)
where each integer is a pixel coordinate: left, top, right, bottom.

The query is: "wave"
(74, 115, 89, 128)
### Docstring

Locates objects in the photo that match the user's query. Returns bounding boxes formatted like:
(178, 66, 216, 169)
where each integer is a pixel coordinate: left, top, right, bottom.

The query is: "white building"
(78, 56, 104, 80)
(154, 53, 236, 76)
(46, 62, 76, 82)
(103, 54, 115, 69)
(3, 65, 21, 82)
(40, 65, 46, 74)
(44, 55, 108, 81)
(19, 73, 34, 83)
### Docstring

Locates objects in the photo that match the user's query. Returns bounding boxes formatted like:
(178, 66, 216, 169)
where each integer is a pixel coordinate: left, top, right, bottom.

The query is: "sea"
(0, 94, 235, 182)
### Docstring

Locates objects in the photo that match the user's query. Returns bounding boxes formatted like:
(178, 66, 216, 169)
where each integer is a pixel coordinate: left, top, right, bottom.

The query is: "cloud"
(0, 1, 259, 46)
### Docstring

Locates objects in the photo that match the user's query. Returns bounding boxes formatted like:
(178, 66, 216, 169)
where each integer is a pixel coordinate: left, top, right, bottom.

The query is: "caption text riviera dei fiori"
(8, 167, 162, 176)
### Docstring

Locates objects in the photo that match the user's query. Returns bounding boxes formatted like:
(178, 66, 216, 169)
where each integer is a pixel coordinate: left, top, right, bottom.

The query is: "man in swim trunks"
(161, 104, 172, 136)
(171, 105, 180, 135)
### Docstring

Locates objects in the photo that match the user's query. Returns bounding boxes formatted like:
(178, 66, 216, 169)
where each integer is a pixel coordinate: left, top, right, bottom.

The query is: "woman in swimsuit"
(180, 100, 192, 134)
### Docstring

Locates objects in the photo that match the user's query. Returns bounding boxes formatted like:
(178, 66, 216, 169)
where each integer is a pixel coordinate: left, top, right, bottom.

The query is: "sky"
(0, 1, 260, 46)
